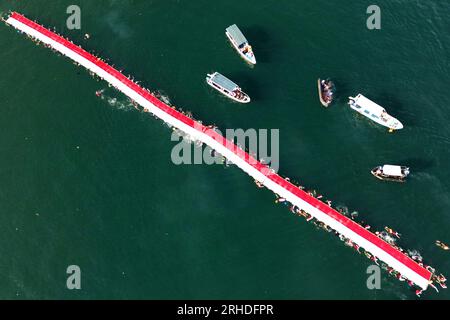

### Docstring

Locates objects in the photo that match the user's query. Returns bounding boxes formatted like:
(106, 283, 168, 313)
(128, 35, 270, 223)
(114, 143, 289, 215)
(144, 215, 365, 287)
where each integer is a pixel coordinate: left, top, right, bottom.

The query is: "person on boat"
(436, 240, 449, 250)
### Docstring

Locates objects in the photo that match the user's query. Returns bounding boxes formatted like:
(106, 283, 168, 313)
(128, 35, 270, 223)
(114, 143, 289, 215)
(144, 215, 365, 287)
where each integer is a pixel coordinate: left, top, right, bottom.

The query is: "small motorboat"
(206, 72, 250, 103)
(225, 24, 256, 65)
(371, 165, 410, 182)
(318, 79, 335, 107)
(348, 94, 403, 130)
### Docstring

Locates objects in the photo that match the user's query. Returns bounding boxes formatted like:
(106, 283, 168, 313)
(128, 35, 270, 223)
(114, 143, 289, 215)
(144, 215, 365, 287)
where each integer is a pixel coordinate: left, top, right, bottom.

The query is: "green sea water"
(0, 0, 449, 299)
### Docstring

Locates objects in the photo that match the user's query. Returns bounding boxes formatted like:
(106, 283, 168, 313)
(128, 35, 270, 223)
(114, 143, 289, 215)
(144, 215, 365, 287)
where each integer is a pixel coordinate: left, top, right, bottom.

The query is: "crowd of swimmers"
(254, 176, 447, 297)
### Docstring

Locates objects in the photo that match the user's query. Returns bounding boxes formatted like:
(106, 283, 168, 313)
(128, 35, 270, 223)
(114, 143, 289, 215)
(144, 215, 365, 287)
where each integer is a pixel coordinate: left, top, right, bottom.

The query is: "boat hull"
(318, 79, 330, 107)
(206, 77, 251, 103)
(349, 95, 403, 130)
(226, 31, 256, 65)
(370, 166, 408, 182)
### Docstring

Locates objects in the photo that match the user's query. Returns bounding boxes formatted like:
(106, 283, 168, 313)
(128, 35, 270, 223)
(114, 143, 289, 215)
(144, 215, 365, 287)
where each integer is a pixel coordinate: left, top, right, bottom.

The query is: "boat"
(348, 94, 403, 130)
(318, 79, 334, 107)
(225, 24, 256, 65)
(206, 72, 250, 103)
(371, 165, 410, 182)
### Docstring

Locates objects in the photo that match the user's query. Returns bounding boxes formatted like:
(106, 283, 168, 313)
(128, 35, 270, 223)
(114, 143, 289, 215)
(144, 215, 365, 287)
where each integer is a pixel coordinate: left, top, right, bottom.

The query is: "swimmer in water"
(429, 281, 439, 293)
(396, 273, 405, 281)
(440, 282, 447, 289)
(385, 226, 401, 239)
(297, 210, 310, 221)
(254, 180, 264, 188)
(371, 255, 380, 266)
(275, 197, 286, 204)
(436, 240, 450, 250)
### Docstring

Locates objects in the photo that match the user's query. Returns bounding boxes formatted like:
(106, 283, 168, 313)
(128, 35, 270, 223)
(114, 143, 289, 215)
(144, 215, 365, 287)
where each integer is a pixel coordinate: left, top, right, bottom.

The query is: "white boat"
(225, 24, 256, 65)
(371, 165, 410, 182)
(206, 72, 250, 103)
(348, 94, 403, 130)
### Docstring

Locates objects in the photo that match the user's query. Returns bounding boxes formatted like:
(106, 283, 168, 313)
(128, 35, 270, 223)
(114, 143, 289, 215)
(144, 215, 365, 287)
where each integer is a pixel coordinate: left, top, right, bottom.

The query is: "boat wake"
(153, 90, 171, 105)
(96, 88, 136, 111)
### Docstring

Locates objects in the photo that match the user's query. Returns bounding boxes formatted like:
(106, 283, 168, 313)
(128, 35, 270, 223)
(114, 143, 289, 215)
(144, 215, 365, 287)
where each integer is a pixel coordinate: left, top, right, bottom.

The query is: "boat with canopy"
(371, 165, 410, 182)
(206, 72, 250, 103)
(225, 24, 256, 65)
